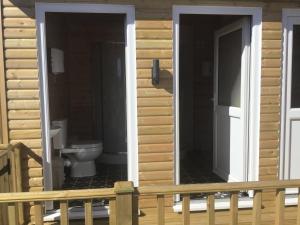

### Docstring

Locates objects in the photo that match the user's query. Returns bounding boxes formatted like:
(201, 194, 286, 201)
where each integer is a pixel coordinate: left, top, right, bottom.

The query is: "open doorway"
(178, 14, 251, 185)
(45, 12, 129, 191)
(36, 3, 138, 212)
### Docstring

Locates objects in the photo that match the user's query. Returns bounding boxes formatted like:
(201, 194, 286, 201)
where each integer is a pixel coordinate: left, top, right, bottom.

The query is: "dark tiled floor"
(61, 163, 127, 207)
(179, 150, 248, 199)
(63, 163, 127, 190)
(180, 150, 224, 184)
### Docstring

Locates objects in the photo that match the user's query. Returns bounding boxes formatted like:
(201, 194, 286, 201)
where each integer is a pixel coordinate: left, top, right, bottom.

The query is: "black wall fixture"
(152, 59, 160, 85)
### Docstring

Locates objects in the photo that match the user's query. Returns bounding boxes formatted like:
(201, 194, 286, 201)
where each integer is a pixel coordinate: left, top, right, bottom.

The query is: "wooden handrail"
(0, 188, 115, 203)
(137, 179, 300, 195)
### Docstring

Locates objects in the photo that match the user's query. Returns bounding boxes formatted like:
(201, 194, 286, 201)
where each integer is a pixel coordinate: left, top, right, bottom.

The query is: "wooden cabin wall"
(2, 0, 300, 223)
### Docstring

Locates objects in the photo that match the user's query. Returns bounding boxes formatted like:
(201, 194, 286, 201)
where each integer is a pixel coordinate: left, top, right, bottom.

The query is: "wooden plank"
(207, 194, 215, 225)
(5, 59, 37, 69)
(7, 69, 38, 79)
(84, 199, 93, 225)
(3, 7, 35, 18)
(275, 189, 285, 225)
(9, 119, 40, 129)
(138, 107, 172, 116)
(138, 180, 300, 195)
(136, 30, 172, 40)
(114, 182, 134, 225)
(7, 90, 39, 99)
(252, 190, 262, 225)
(34, 201, 43, 225)
(0, 187, 115, 203)
(157, 194, 165, 225)
(297, 188, 300, 225)
(5, 49, 37, 59)
(60, 200, 69, 225)
(182, 194, 190, 225)
(0, 155, 8, 225)
(13, 146, 24, 224)
(4, 39, 36, 48)
(4, 28, 36, 38)
(139, 125, 173, 135)
(139, 134, 173, 144)
(136, 40, 172, 49)
(230, 192, 238, 225)
(0, 0, 8, 144)
(8, 100, 40, 110)
(3, 18, 36, 28)
(136, 21, 172, 30)
(7, 203, 17, 225)
(139, 162, 173, 172)
(109, 198, 116, 225)
(8, 110, 40, 119)
(8, 148, 17, 192)
(138, 116, 173, 126)
(9, 129, 41, 139)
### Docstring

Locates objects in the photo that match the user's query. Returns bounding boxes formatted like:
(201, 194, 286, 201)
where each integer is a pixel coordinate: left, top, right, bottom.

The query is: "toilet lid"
(71, 140, 102, 149)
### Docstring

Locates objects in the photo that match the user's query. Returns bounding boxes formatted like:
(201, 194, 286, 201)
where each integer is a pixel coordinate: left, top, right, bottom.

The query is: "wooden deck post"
(114, 181, 136, 225)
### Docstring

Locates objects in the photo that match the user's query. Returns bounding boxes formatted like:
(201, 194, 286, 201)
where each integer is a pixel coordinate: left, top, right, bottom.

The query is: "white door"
(282, 17, 300, 180)
(213, 18, 251, 182)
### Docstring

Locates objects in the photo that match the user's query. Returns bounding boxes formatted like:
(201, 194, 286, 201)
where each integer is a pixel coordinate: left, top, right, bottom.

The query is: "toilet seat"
(71, 141, 102, 149)
(61, 141, 103, 154)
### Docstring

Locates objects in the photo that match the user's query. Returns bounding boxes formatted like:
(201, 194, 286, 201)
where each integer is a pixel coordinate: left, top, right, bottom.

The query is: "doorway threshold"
(173, 197, 253, 212)
(44, 206, 109, 221)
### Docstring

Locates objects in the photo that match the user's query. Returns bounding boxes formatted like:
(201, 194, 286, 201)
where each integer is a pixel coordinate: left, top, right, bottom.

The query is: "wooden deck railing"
(1, 179, 300, 225)
(0, 143, 24, 225)
(138, 180, 300, 225)
(0, 181, 136, 225)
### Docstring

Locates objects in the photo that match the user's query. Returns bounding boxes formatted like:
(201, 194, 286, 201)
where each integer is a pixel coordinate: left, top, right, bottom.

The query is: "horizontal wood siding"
(136, 15, 174, 209)
(2, 0, 300, 224)
(2, 0, 40, 222)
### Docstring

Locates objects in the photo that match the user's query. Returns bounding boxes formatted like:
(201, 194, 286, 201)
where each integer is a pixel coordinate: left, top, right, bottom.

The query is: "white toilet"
(52, 120, 103, 178)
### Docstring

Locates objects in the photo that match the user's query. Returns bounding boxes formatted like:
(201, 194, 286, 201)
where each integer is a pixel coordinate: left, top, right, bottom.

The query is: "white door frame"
(280, 9, 300, 180)
(173, 5, 262, 186)
(36, 3, 139, 195)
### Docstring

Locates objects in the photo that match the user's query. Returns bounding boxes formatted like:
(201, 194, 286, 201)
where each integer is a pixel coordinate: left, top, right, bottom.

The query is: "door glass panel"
(218, 29, 242, 107)
(291, 25, 300, 108)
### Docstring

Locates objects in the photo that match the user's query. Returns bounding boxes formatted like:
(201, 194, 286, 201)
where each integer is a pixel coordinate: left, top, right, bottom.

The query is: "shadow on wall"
(7, 0, 35, 18)
(152, 69, 173, 94)
(19, 143, 43, 192)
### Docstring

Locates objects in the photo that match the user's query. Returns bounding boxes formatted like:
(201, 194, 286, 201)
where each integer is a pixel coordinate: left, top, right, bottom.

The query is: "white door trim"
(35, 3, 139, 195)
(280, 9, 300, 181)
(173, 5, 262, 186)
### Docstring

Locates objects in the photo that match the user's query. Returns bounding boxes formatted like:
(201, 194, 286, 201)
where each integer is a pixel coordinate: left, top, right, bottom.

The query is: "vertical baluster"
(252, 190, 262, 225)
(207, 193, 215, 225)
(34, 201, 43, 225)
(157, 194, 165, 225)
(7, 203, 17, 225)
(182, 194, 190, 225)
(85, 199, 93, 225)
(109, 198, 116, 225)
(60, 200, 69, 225)
(14, 147, 24, 225)
(230, 192, 238, 225)
(297, 188, 300, 225)
(275, 189, 285, 225)
(0, 156, 7, 225)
